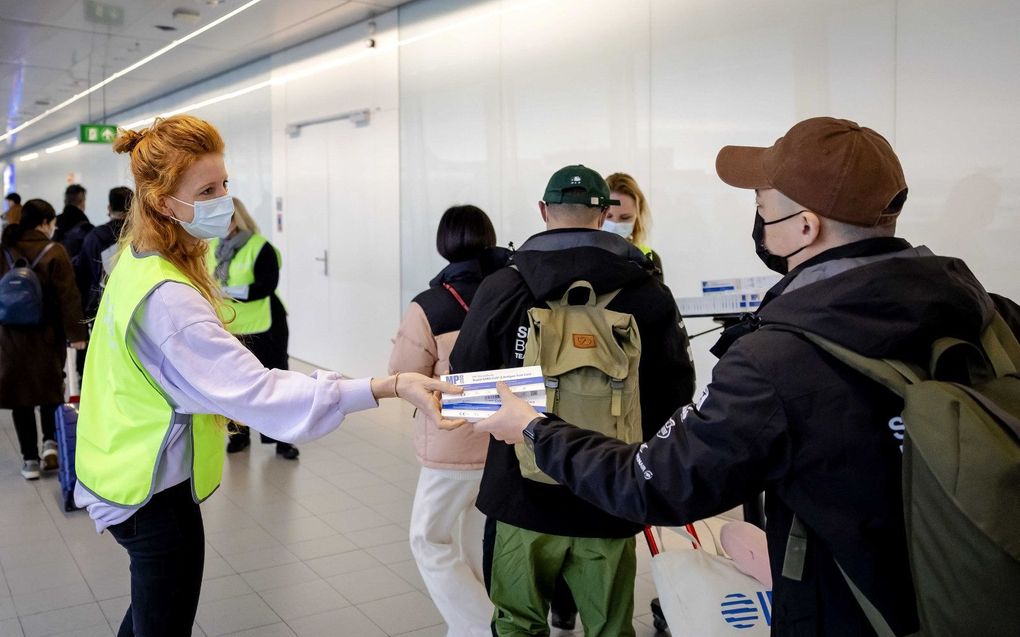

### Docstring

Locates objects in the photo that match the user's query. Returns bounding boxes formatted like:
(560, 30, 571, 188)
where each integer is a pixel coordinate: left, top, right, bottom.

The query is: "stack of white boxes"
(440, 366, 547, 421)
(675, 275, 781, 316)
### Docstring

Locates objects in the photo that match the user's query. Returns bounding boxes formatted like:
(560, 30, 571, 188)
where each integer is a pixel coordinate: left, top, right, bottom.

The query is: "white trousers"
(410, 467, 493, 637)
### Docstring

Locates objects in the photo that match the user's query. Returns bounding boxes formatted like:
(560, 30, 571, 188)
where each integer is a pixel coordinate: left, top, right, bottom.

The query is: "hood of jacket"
(756, 238, 995, 361)
(428, 246, 512, 288)
(510, 228, 655, 301)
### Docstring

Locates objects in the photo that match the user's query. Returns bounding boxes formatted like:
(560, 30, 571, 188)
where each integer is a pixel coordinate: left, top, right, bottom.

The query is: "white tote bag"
(649, 524, 773, 636)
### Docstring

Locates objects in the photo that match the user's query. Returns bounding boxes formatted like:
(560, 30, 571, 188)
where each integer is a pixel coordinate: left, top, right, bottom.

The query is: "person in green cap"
(450, 165, 695, 636)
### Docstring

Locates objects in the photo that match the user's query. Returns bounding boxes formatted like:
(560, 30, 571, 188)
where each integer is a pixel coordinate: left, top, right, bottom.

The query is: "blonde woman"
(604, 172, 664, 278)
(207, 198, 297, 459)
(74, 114, 460, 636)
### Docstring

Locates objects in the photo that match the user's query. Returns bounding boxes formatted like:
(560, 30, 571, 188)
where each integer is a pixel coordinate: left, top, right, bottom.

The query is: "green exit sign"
(84, 0, 125, 27)
(79, 124, 118, 144)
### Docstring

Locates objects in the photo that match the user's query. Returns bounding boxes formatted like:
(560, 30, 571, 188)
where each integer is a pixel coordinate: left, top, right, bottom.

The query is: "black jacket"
(526, 238, 1020, 635)
(450, 228, 696, 538)
(413, 247, 512, 336)
(75, 217, 125, 319)
(54, 205, 93, 261)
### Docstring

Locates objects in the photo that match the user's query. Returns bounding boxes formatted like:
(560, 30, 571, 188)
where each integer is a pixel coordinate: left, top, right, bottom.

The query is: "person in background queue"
(208, 197, 299, 459)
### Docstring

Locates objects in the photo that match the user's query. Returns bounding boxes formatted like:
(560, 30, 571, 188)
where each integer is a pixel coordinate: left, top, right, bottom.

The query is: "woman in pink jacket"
(389, 205, 509, 636)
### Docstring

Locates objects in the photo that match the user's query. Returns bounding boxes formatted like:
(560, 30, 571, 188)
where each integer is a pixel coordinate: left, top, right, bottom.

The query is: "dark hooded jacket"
(450, 228, 696, 538)
(74, 216, 126, 319)
(524, 237, 1020, 635)
(54, 205, 93, 261)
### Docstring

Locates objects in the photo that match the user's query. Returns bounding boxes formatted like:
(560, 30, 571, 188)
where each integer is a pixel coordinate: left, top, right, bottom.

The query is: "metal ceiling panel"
(0, 0, 413, 159)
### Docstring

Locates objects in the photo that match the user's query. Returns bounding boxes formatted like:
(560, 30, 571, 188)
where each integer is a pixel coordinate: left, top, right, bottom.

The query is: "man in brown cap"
(471, 117, 1020, 635)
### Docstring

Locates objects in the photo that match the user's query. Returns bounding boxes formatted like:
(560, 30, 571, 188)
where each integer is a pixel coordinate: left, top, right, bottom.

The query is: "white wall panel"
(272, 10, 401, 375)
(398, 0, 504, 306)
(895, 0, 1020, 301)
(647, 0, 896, 383)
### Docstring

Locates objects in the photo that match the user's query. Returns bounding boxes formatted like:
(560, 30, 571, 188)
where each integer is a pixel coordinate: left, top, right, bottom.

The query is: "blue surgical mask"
(602, 219, 635, 239)
(168, 193, 234, 239)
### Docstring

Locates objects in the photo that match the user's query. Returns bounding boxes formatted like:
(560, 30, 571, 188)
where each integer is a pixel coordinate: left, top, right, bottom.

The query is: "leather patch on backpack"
(573, 334, 596, 349)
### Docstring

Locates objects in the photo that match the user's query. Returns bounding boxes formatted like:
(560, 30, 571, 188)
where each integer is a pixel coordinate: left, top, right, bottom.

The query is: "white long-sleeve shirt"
(75, 281, 378, 532)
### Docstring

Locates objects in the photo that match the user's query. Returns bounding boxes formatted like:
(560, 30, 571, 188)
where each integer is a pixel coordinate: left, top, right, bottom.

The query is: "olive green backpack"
(515, 280, 643, 484)
(775, 314, 1020, 637)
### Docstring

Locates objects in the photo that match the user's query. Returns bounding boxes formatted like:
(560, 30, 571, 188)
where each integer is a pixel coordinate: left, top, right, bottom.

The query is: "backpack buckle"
(545, 378, 559, 412)
(610, 378, 624, 417)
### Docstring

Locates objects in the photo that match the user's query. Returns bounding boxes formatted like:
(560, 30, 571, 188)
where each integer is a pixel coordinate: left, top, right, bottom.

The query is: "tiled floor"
(0, 385, 668, 636)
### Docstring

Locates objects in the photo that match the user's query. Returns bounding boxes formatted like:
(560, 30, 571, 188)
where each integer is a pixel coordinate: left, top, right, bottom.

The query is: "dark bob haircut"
(436, 205, 496, 263)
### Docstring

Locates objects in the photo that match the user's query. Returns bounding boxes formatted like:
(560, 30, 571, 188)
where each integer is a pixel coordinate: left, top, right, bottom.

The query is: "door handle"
(314, 250, 328, 276)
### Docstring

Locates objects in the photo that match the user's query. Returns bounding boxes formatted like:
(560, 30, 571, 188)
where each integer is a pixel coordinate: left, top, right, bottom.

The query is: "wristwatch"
(523, 415, 546, 446)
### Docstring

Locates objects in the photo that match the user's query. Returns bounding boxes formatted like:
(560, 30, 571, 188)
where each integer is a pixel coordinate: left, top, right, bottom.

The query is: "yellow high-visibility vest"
(76, 250, 224, 507)
(207, 234, 281, 335)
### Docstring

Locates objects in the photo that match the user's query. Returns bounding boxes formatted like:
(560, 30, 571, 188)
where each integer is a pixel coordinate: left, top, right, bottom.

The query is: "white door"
(323, 113, 401, 378)
(281, 113, 400, 376)
(283, 127, 331, 366)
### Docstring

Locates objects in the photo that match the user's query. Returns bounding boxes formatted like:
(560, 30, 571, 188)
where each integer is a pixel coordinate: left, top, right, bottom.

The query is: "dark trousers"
(228, 423, 281, 445)
(108, 481, 205, 637)
(11, 405, 57, 461)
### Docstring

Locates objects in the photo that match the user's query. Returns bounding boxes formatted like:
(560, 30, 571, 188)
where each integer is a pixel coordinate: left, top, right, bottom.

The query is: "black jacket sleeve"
(245, 243, 279, 301)
(75, 228, 104, 315)
(531, 340, 788, 526)
(634, 294, 697, 439)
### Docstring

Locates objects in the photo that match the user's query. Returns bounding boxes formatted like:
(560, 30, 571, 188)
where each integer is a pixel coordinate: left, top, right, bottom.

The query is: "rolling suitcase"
(55, 403, 80, 511)
(56, 348, 82, 512)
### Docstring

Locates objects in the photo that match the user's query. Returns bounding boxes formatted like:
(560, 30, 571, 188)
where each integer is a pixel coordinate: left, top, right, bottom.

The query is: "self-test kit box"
(441, 366, 546, 421)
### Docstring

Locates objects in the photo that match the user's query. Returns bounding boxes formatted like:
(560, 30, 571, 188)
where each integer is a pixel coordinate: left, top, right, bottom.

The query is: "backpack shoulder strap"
(2, 248, 15, 269)
(784, 515, 917, 637)
(833, 561, 912, 637)
(28, 243, 56, 269)
(762, 324, 918, 397)
(981, 313, 1020, 377)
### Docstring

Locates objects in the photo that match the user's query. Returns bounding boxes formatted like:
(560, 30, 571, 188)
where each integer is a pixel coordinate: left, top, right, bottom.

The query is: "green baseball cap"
(543, 165, 620, 208)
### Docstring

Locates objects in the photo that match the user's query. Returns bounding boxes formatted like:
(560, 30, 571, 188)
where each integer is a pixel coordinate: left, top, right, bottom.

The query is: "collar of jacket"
(58, 205, 88, 229)
(709, 237, 916, 358)
(516, 228, 648, 262)
(764, 237, 913, 302)
(430, 258, 483, 288)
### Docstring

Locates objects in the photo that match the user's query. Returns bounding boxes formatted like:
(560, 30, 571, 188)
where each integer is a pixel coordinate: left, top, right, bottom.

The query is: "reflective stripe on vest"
(207, 235, 280, 335)
(75, 251, 224, 507)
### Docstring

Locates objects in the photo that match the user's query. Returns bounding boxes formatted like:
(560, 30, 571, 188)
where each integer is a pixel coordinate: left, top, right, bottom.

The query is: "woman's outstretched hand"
(373, 372, 466, 430)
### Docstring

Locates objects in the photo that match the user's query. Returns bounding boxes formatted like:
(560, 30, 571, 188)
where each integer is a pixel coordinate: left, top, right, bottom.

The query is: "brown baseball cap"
(716, 117, 907, 227)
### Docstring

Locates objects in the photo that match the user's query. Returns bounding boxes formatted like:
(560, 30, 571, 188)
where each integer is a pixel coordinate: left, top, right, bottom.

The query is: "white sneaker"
(21, 460, 41, 480)
(41, 440, 59, 471)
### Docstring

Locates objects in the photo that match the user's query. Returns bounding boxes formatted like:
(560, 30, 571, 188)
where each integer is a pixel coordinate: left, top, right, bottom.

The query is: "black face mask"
(752, 210, 808, 274)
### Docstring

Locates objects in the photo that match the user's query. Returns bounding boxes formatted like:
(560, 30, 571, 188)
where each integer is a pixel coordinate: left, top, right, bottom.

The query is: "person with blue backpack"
(475, 118, 1020, 636)
(0, 198, 87, 479)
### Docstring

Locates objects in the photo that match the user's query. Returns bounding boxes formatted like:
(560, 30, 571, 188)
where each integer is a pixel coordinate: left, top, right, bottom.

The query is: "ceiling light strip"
(31, 0, 554, 154)
(18, 152, 39, 162)
(0, 0, 265, 143)
(45, 139, 79, 154)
